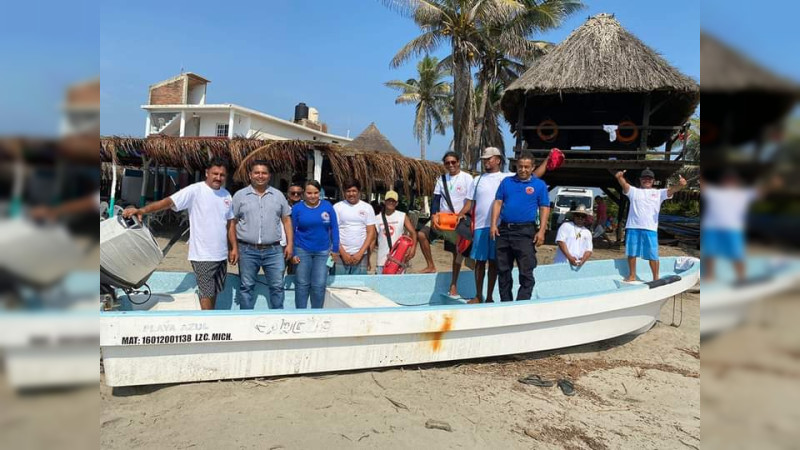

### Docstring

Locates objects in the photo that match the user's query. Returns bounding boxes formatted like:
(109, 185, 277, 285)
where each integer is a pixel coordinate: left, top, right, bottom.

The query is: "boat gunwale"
(100, 256, 700, 318)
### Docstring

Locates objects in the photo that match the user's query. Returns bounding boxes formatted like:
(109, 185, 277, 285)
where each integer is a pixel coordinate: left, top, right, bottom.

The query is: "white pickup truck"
(549, 187, 594, 230)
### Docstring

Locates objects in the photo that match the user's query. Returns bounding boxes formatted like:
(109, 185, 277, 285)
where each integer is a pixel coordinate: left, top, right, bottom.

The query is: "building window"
(216, 123, 229, 137)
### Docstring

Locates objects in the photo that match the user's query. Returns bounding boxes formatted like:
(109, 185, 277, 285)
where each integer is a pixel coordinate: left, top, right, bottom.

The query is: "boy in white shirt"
(615, 168, 686, 282)
(554, 205, 594, 266)
(375, 190, 417, 273)
(333, 180, 377, 275)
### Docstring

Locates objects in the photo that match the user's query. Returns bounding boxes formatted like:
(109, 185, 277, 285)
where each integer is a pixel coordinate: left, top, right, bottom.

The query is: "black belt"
(238, 240, 281, 249)
(500, 222, 536, 229)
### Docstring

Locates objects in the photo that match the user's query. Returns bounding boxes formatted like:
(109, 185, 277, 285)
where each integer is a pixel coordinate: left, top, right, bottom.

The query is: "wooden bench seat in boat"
(129, 293, 202, 311)
(323, 287, 401, 309)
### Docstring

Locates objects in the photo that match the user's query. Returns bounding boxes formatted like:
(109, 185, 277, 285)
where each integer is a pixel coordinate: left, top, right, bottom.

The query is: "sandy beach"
(100, 233, 701, 449)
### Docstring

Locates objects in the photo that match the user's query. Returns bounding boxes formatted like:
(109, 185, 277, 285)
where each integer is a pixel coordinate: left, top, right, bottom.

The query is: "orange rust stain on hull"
(427, 315, 454, 352)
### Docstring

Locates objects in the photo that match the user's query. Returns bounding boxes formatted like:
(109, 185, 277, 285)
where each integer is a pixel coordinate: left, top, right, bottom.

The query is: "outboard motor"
(100, 215, 164, 308)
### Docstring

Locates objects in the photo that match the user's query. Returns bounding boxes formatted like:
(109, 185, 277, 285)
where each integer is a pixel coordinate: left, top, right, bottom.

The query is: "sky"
(99, 0, 702, 162)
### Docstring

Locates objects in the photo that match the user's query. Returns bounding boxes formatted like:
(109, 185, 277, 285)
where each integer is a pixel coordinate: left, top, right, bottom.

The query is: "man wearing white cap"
(457, 147, 512, 303)
(554, 204, 594, 266)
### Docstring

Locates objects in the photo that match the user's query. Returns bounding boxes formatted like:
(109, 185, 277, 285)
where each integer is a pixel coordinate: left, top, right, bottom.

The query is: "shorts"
(625, 229, 659, 261)
(702, 229, 745, 260)
(420, 225, 457, 253)
(190, 260, 228, 299)
(469, 227, 496, 261)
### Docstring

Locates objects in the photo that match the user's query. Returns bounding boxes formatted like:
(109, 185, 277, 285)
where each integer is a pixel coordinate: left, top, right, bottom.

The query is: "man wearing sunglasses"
(286, 183, 304, 206)
(284, 182, 305, 275)
(417, 151, 474, 296)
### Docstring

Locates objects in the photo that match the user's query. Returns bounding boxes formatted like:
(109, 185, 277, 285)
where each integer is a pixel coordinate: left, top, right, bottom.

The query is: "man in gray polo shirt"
(229, 160, 293, 309)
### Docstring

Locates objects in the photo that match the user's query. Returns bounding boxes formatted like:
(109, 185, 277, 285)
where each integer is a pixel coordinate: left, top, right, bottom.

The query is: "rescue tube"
(536, 119, 559, 142)
(617, 120, 639, 143)
(383, 235, 414, 275)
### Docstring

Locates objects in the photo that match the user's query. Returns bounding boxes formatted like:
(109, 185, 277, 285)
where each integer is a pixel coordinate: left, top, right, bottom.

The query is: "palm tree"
(385, 55, 452, 160)
(474, 80, 506, 151)
(383, 0, 584, 167)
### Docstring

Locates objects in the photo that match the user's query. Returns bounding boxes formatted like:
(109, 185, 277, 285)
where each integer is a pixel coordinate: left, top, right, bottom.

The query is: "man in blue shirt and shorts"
(490, 152, 550, 301)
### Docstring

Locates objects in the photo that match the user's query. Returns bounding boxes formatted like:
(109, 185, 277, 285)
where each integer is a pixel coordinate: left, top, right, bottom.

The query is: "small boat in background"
(100, 257, 700, 387)
(700, 257, 800, 337)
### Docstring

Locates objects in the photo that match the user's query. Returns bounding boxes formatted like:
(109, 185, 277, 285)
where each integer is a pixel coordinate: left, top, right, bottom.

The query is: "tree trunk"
(473, 80, 491, 170)
(452, 50, 474, 169)
(420, 139, 426, 161)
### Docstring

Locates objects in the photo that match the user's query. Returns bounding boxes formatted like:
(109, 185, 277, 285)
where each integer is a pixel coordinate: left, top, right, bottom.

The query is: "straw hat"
(566, 204, 593, 220)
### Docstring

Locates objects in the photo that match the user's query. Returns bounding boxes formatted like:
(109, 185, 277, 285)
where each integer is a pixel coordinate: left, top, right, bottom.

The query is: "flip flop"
(518, 375, 555, 388)
(557, 379, 576, 396)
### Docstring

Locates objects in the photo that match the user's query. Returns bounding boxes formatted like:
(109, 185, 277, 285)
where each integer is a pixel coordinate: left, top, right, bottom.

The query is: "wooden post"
(139, 157, 151, 207)
(515, 95, 527, 157)
(640, 94, 651, 154)
(616, 195, 628, 243)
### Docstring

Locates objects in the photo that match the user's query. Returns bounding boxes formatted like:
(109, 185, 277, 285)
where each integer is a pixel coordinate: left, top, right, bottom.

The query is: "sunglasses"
(444, 160, 459, 166)
(289, 191, 302, 196)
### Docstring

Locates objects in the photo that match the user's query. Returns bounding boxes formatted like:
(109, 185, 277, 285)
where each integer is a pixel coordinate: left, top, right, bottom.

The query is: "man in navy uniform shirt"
(490, 152, 550, 301)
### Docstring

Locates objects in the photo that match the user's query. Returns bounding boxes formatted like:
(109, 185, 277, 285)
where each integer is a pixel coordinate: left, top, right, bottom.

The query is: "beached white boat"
(100, 256, 699, 387)
(700, 257, 800, 337)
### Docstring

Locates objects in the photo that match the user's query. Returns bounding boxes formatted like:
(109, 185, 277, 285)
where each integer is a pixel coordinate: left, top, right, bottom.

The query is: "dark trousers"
(496, 224, 537, 301)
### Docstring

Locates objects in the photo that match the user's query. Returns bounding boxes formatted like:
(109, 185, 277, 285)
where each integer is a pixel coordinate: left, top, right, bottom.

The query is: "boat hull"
(101, 259, 698, 387)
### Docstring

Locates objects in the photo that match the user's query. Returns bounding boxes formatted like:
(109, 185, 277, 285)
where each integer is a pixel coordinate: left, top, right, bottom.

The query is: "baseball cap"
(384, 190, 399, 202)
(480, 147, 503, 159)
(640, 168, 655, 179)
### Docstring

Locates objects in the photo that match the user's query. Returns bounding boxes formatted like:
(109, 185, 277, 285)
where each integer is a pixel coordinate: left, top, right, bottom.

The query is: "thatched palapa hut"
(343, 122, 402, 155)
(502, 13, 699, 155)
(100, 135, 441, 200)
(700, 32, 799, 149)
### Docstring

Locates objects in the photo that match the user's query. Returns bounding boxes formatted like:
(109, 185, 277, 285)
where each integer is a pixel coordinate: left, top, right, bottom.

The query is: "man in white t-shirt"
(700, 170, 767, 281)
(333, 180, 377, 275)
(455, 148, 512, 303)
(375, 190, 417, 273)
(554, 205, 593, 266)
(123, 158, 235, 310)
(416, 151, 474, 296)
(616, 168, 686, 282)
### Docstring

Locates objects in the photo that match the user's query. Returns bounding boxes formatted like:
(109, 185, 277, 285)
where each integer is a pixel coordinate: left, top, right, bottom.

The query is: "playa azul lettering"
(141, 322, 209, 333)
(253, 317, 331, 335)
(119, 332, 232, 345)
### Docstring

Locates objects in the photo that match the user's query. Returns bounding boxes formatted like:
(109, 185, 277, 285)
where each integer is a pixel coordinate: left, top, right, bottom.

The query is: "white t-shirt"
(433, 171, 474, 213)
(624, 186, 671, 231)
(170, 182, 234, 261)
(334, 200, 378, 254)
(554, 221, 593, 264)
(702, 186, 757, 231)
(376, 210, 406, 267)
(467, 172, 513, 229)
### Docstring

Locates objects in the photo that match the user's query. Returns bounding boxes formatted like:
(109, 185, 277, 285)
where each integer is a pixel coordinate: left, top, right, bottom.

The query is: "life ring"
(536, 119, 559, 142)
(700, 120, 718, 145)
(617, 120, 639, 144)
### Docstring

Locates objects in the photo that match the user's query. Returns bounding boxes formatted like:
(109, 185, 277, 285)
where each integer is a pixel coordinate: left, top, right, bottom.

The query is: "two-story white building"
(142, 72, 351, 144)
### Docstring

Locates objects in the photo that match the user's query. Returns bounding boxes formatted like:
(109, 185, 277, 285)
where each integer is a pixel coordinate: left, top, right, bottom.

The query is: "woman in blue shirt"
(291, 180, 340, 308)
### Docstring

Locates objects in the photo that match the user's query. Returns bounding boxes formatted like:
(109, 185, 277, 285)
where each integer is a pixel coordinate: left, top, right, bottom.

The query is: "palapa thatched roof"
(502, 13, 700, 133)
(700, 32, 799, 94)
(699, 33, 798, 149)
(100, 136, 442, 197)
(344, 122, 402, 155)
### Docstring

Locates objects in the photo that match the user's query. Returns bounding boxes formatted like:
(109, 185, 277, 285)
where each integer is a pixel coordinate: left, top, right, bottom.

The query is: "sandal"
(518, 375, 555, 388)
(557, 379, 576, 396)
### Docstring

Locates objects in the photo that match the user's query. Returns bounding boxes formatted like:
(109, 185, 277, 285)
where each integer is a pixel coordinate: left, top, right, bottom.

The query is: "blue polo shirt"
(494, 175, 549, 224)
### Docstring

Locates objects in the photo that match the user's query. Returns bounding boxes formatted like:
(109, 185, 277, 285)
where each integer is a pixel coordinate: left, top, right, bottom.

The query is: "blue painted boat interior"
(109, 257, 699, 315)
(700, 256, 800, 291)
